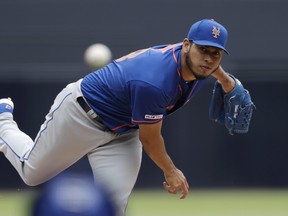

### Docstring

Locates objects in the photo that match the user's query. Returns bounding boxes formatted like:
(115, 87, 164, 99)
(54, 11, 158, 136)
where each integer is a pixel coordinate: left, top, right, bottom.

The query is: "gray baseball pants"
(0, 79, 143, 216)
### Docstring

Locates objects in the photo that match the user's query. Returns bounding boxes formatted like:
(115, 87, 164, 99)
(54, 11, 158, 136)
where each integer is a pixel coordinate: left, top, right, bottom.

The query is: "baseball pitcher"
(0, 19, 255, 216)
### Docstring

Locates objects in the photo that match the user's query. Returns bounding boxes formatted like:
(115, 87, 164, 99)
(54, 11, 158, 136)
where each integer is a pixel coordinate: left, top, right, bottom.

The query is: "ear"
(182, 38, 191, 53)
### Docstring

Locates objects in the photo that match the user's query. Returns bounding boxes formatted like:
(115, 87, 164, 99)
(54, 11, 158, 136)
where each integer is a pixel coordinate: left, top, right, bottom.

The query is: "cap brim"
(193, 40, 229, 54)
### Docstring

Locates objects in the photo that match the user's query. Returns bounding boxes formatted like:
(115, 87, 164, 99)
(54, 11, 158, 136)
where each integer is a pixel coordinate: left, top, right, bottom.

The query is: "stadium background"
(0, 0, 287, 191)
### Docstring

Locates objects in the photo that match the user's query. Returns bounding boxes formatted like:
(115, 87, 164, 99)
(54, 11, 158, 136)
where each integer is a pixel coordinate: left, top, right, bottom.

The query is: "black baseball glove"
(209, 74, 255, 135)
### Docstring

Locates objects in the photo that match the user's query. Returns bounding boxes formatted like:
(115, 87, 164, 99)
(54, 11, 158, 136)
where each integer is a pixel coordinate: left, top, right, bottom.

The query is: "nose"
(204, 54, 213, 63)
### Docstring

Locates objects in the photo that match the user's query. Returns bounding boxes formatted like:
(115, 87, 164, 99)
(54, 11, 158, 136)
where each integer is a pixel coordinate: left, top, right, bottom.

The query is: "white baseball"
(84, 43, 112, 70)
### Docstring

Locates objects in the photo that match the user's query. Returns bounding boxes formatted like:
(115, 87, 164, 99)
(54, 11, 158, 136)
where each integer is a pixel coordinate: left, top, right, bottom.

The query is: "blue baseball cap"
(187, 19, 229, 54)
(32, 174, 115, 216)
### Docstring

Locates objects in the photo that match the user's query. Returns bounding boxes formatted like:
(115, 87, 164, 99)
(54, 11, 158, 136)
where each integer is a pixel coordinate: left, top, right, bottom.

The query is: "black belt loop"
(77, 96, 102, 124)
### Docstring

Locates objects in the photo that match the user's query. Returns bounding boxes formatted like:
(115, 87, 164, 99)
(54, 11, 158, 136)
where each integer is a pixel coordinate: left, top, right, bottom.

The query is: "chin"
(195, 68, 216, 80)
(191, 70, 210, 80)
(192, 72, 207, 80)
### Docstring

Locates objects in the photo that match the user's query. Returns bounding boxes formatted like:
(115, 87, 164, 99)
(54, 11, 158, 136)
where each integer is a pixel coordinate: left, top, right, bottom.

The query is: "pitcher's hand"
(163, 168, 189, 199)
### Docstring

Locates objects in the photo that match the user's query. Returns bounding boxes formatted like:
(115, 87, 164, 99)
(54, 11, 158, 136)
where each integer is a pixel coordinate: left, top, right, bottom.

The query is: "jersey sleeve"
(129, 80, 169, 125)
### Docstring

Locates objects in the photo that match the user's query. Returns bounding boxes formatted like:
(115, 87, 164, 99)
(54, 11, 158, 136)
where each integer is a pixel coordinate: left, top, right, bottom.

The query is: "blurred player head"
(32, 173, 115, 216)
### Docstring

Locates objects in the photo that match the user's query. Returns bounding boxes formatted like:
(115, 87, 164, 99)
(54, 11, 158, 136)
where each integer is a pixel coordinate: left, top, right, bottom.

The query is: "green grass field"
(1, 189, 288, 216)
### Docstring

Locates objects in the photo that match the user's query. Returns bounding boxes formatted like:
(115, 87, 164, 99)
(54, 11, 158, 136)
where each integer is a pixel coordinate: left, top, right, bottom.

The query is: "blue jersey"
(81, 43, 206, 133)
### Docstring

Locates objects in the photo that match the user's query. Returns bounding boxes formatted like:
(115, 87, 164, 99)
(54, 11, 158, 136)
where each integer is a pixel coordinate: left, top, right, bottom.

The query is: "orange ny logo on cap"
(212, 26, 221, 38)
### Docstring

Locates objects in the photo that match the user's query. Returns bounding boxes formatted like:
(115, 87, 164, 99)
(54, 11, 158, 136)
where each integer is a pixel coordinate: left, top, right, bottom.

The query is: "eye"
(198, 46, 207, 53)
(214, 51, 220, 57)
(213, 51, 221, 58)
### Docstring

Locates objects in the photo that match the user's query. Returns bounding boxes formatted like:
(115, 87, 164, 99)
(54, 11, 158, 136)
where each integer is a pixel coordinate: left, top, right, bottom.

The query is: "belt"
(77, 96, 104, 125)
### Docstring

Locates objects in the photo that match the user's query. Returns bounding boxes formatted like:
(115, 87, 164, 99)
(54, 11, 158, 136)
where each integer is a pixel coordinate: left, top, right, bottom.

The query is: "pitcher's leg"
(0, 94, 82, 186)
(88, 132, 142, 216)
(24, 91, 112, 186)
(0, 81, 112, 186)
(0, 112, 35, 177)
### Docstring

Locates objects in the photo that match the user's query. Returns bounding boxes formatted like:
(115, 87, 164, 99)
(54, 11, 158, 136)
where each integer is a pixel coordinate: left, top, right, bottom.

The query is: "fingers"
(163, 181, 189, 199)
(163, 168, 189, 199)
(163, 181, 178, 194)
(180, 183, 189, 199)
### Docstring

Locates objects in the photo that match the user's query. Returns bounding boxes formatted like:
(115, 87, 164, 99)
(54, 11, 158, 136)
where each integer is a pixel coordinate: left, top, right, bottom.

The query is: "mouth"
(200, 65, 212, 72)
